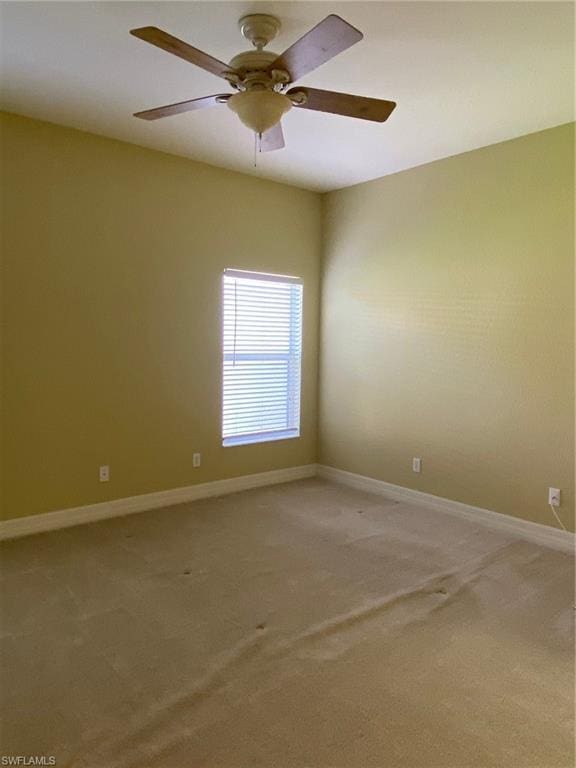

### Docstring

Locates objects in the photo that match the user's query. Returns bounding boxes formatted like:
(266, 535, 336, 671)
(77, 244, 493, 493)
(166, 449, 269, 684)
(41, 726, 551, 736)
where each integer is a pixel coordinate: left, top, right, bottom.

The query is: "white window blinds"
(222, 269, 303, 447)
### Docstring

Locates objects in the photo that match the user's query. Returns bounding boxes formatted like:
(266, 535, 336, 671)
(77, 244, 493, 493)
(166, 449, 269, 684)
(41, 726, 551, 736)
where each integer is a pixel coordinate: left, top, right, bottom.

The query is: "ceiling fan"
(130, 14, 396, 151)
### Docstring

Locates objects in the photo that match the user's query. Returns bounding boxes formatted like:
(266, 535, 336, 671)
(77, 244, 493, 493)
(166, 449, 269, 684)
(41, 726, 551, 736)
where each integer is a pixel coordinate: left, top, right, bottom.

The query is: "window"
(222, 269, 303, 447)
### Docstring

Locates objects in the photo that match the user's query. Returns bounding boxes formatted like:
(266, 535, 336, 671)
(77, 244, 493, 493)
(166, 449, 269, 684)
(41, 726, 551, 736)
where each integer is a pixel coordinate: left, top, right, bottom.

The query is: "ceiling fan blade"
(288, 87, 396, 123)
(268, 15, 362, 82)
(260, 123, 285, 152)
(130, 27, 235, 79)
(134, 94, 230, 121)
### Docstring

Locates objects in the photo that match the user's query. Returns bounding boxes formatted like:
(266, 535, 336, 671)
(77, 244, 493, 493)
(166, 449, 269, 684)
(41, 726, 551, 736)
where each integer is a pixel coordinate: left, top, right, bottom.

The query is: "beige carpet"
(0, 478, 574, 767)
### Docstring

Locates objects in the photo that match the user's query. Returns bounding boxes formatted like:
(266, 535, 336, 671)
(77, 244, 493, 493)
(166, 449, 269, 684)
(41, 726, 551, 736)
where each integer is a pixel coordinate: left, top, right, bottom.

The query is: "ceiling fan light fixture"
(227, 90, 291, 135)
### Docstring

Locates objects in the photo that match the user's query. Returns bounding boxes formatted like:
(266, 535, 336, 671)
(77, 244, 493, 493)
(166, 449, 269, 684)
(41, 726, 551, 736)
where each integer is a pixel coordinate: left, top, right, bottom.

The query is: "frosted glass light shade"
(228, 91, 292, 135)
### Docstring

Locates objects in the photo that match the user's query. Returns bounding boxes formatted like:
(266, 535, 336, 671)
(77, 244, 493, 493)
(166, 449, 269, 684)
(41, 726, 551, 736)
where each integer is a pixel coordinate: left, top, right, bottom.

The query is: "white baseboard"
(0, 464, 318, 541)
(3, 462, 573, 554)
(318, 465, 575, 553)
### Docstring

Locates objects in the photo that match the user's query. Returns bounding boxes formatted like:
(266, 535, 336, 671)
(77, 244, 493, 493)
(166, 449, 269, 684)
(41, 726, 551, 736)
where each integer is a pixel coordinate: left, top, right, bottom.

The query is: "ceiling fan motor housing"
(229, 50, 277, 71)
(226, 51, 290, 93)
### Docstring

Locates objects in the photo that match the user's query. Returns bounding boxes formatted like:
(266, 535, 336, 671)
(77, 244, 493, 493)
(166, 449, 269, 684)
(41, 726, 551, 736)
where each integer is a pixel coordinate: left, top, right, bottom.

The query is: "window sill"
(223, 429, 300, 447)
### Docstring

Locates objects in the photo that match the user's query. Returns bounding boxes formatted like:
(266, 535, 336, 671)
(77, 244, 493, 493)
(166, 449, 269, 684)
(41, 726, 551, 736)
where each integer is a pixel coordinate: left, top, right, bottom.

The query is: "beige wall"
(0, 112, 321, 520)
(320, 124, 575, 531)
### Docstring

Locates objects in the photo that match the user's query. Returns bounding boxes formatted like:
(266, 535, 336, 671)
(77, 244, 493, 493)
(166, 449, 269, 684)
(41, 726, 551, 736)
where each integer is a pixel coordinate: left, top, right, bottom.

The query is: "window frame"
(221, 268, 303, 448)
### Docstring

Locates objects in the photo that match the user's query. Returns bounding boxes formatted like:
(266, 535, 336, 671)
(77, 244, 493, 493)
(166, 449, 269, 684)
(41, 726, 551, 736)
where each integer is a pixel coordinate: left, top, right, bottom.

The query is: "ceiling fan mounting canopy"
(130, 13, 397, 151)
(238, 14, 281, 50)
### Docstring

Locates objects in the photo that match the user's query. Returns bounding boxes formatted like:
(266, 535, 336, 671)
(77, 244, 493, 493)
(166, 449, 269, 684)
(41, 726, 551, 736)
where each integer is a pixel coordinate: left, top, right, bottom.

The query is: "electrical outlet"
(548, 488, 561, 507)
(99, 465, 110, 483)
(412, 457, 422, 473)
(193, 453, 201, 468)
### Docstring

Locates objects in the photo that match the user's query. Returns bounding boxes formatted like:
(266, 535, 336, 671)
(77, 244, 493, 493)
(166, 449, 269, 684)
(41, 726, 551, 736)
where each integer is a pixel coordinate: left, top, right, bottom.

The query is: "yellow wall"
(320, 124, 575, 531)
(0, 112, 321, 520)
(2, 113, 573, 530)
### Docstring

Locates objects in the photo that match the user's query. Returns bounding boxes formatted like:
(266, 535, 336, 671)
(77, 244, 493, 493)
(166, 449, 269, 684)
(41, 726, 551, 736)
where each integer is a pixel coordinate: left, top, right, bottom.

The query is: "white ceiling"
(1, 1, 574, 192)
